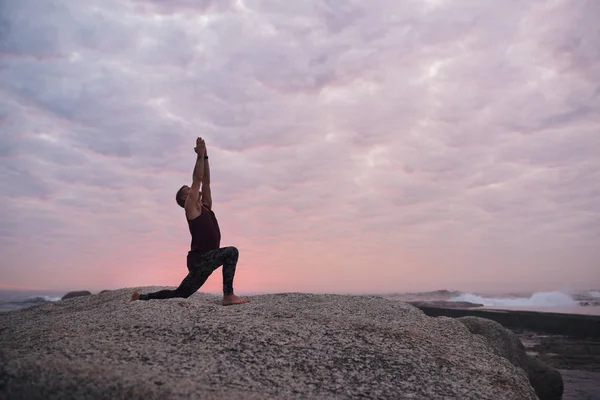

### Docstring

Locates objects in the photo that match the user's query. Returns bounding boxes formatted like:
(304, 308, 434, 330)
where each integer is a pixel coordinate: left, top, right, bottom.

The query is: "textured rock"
(0, 287, 539, 400)
(61, 290, 92, 300)
(458, 316, 563, 400)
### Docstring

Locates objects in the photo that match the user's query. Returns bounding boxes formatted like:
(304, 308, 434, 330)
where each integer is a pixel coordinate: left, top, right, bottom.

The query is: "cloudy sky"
(1, 0, 599, 295)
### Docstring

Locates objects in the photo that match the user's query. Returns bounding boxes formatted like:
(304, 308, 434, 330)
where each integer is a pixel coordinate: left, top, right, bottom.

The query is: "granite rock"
(0, 287, 540, 400)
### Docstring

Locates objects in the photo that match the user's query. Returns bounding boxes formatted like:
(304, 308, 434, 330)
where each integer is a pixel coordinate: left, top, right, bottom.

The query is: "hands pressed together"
(194, 137, 206, 156)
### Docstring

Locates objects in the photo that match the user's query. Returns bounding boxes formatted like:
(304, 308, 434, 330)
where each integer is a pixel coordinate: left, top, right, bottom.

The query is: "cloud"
(0, 0, 598, 293)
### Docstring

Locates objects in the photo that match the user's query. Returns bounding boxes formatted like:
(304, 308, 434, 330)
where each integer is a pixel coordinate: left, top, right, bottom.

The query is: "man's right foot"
(222, 294, 249, 306)
(121, 291, 141, 304)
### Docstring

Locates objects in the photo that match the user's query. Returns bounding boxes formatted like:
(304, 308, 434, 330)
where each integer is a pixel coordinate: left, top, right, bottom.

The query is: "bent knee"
(226, 246, 239, 258)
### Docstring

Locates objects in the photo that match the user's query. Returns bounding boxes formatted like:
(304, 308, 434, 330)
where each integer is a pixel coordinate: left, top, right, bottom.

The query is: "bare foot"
(222, 294, 249, 306)
(122, 291, 140, 304)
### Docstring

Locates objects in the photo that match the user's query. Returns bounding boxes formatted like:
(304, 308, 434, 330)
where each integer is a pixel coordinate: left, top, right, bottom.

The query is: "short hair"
(175, 185, 187, 208)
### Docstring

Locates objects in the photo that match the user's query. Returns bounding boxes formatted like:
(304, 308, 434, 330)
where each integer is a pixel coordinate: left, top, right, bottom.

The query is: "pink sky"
(1, 0, 599, 295)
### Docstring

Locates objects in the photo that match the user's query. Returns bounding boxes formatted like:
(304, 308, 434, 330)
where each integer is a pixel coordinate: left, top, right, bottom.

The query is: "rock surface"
(458, 317, 563, 400)
(517, 332, 600, 400)
(412, 303, 600, 338)
(0, 287, 540, 400)
(560, 370, 600, 400)
(61, 290, 92, 300)
(520, 332, 600, 372)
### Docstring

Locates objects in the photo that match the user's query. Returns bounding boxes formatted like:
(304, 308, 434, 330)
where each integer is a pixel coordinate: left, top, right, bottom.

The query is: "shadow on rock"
(458, 316, 563, 400)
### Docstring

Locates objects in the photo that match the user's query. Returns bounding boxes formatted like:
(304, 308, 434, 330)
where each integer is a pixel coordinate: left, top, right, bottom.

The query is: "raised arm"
(184, 137, 205, 219)
(201, 146, 212, 210)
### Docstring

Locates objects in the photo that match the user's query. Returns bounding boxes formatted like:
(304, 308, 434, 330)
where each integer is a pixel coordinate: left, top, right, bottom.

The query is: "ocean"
(1, 288, 599, 315)
(382, 289, 600, 316)
(0, 289, 66, 313)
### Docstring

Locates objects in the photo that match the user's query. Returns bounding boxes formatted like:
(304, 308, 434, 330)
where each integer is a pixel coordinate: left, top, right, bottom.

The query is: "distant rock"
(408, 300, 484, 309)
(0, 287, 540, 400)
(578, 300, 600, 306)
(99, 290, 111, 294)
(458, 316, 563, 400)
(384, 290, 463, 302)
(61, 290, 92, 300)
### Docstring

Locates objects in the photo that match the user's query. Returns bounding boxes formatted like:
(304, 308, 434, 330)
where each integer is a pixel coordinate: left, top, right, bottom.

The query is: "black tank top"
(187, 205, 221, 261)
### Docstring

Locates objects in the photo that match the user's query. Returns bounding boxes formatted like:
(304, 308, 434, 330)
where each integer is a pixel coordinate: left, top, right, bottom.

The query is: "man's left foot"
(222, 294, 249, 306)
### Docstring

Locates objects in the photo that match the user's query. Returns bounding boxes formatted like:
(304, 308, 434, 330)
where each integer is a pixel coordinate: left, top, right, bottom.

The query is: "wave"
(21, 296, 62, 304)
(588, 290, 600, 298)
(449, 291, 579, 308)
(0, 295, 62, 312)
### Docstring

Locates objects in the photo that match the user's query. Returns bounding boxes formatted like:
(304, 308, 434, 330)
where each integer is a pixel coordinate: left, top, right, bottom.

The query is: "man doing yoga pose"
(131, 137, 249, 306)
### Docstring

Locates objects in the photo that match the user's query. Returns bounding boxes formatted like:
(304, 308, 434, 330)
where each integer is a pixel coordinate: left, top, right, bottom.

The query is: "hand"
(194, 137, 205, 155)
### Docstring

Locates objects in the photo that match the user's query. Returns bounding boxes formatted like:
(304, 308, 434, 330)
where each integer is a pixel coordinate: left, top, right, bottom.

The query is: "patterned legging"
(139, 246, 239, 300)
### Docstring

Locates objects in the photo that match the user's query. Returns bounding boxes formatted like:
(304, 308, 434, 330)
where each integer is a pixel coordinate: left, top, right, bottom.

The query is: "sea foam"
(449, 291, 579, 307)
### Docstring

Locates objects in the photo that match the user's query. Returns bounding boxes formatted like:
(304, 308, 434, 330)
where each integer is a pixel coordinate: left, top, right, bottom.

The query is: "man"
(130, 137, 249, 306)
